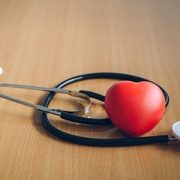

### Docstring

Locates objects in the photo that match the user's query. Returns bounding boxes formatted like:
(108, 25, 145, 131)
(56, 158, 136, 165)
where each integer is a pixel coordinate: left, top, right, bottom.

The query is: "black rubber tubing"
(40, 72, 169, 147)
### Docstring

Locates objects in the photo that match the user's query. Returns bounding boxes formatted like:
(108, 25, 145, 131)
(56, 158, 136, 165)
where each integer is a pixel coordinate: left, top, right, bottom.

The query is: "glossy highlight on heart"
(105, 81, 166, 136)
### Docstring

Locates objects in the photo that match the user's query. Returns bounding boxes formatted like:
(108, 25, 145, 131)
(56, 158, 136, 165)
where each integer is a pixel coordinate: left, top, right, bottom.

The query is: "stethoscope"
(0, 72, 179, 147)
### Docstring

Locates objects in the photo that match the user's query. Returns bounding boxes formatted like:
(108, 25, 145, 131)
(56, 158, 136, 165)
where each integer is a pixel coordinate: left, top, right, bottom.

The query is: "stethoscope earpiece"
(0, 67, 3, 75)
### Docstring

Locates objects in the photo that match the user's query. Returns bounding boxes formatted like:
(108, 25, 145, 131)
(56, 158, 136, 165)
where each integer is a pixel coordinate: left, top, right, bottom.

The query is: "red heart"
(105, 81, 166, 136)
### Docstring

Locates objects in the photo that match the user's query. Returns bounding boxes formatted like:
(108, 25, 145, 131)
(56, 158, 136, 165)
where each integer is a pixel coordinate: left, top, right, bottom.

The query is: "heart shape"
(105, 81, 166, 136)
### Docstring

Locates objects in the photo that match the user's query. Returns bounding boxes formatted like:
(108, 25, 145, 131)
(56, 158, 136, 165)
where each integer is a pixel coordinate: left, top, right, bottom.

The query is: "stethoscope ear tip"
(172, 121, 180, 140)
(0, 67, 3, 75)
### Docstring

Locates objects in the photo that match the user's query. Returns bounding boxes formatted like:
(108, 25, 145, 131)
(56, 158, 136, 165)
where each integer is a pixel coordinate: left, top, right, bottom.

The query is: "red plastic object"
(105, 81, 166, 136)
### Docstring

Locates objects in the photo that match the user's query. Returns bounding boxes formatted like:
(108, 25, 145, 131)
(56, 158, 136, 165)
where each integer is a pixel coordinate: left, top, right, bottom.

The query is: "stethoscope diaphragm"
(172, 121, 180, 140)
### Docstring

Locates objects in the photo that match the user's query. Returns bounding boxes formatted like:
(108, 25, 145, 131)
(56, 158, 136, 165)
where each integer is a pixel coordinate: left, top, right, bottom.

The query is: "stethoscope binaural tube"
(0, 84, 92, 117)
(40, 72, 174, 147)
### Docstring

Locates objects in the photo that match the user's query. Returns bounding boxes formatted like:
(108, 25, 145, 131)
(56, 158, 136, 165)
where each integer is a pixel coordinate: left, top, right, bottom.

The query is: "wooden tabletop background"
(0, 0, 180, 180)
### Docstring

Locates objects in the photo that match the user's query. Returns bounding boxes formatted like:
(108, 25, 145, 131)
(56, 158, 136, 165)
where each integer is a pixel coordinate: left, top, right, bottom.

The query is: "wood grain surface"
(0, 0, 179, 180)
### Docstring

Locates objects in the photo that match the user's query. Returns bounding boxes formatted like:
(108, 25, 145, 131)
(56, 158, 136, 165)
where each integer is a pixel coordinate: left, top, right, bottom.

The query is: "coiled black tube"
(40, 72, 169, 146)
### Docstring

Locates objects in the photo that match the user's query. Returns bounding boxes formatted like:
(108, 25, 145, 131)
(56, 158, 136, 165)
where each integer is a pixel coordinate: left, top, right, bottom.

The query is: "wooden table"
(0, 0, 179, 179)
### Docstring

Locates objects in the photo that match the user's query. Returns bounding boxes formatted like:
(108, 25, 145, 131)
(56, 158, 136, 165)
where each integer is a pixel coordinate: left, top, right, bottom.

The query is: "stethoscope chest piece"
(172, 121, 180, 140)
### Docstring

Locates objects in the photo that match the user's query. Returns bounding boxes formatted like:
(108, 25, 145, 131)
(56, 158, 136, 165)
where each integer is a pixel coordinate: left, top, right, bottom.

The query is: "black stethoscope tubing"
(40, 72, 169, 147)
